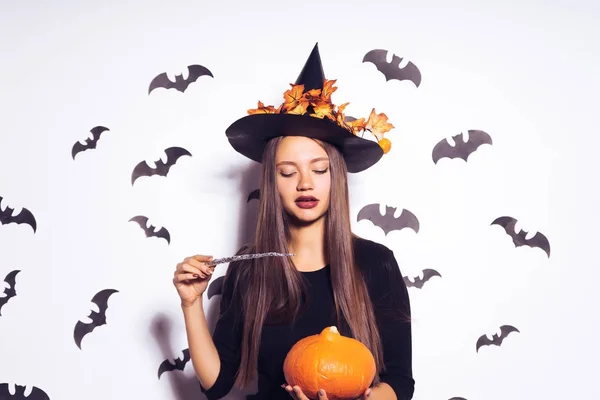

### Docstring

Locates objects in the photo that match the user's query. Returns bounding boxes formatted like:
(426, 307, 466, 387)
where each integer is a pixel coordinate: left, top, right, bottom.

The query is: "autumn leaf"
(310, 102, 334, 119)
(335, 102, 350, 125)
(304, 88, 323, 105)
(346, 117, 366, 135)
(283, 84, 309, 114)
(247, 101, 278, 115)
(365, 108, 394, 140)
(321, 79, 337, 102)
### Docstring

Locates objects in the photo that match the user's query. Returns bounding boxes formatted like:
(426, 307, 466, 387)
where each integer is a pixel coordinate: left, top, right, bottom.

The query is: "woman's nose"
(297, 173, 313, 190)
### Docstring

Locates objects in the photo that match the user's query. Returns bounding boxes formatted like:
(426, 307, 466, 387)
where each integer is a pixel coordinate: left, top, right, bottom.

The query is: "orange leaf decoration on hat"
(283, 84, 310, 115)
(334, 102, 349, 126)
(364, 109, 394, 154)
(365, 109, 394, 140)
(304, 88, 323, 105)
(247, 78, 395, 153)
(247, 101, 280, 115)
(311, 102, 334, 119)
(346, 117, 366, 135)
(320, 79, 337, 102)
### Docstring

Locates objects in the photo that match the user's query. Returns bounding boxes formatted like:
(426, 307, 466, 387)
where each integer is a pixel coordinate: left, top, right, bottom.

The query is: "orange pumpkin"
(283, 326, 376, 400)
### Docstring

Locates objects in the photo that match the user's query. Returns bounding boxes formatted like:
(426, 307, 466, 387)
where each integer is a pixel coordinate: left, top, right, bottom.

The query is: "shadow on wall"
(151, 314, 203, 400)
(150, 161, 262, 400)
(234, 161, 262, 251)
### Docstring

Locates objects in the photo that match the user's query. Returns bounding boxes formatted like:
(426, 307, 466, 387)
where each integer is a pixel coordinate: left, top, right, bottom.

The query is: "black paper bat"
(73, 288, 118, 349)
(71, 126, 110, 159)
(0, 383, 50, 400)
(207, 276, 224, 300)
(0, 270, 20, 316)
(362, 49, 421, 87)
(148, 64, 213, 94)
(131, 146, 192, 185)
(403, 269, 441, 289)
(432, 130, 492, 164)
(491, 216, 550, 258)
(476, 325, 519, 352)
(0, 197, 37, 233)
(128, 215, 171, 244)
(157, 348, 191, 379)
(247, 189, 260, 203)
(357, 203, 419, 236)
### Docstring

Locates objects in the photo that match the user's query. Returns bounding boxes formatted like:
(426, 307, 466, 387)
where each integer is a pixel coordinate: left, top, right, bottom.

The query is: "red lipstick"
(295, 195, 319, 209)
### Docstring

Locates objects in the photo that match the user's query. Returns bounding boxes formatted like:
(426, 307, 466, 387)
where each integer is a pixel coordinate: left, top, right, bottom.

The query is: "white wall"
(1, 0, 599, 399)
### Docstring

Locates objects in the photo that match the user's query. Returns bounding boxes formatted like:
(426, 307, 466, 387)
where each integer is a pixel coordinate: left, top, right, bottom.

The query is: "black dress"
(200, 236, 415, 399)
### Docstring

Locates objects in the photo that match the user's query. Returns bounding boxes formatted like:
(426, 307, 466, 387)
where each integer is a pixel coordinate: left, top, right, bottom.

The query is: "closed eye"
(314, 168, 329, 174)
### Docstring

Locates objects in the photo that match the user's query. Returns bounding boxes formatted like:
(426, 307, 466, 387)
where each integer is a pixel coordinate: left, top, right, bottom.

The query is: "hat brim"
(225, 113, 383, 173)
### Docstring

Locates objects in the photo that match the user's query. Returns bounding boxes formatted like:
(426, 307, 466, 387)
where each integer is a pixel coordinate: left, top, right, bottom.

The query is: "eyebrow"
(276, 157, 329, 166)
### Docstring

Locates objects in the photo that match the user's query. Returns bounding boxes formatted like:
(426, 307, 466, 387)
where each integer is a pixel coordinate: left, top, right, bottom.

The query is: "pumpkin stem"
(321, 326, 339, 340)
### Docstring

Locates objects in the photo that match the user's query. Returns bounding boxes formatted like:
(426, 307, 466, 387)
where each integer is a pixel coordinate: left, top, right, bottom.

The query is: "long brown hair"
(229, 136, 384, 388)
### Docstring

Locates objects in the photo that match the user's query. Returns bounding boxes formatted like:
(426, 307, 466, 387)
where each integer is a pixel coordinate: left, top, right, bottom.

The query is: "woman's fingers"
(282, 384, 299, 399)
(179, 262, 203, 275)
(177, 260, 213, 278)
(292, 386, 310, 400)
(192, 254, 213, 262)
(184, 256, 215, 275)
(174, 272, 197, 282)
(281, 385, 328, 400)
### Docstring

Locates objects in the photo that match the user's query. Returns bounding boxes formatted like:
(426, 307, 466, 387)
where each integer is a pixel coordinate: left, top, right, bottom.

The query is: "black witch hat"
(225, 43, 395, 173)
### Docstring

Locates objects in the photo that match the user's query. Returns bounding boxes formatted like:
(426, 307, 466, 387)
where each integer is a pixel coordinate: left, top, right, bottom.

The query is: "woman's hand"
(282, 384, 371, 400)
(173, 254, 215, 307)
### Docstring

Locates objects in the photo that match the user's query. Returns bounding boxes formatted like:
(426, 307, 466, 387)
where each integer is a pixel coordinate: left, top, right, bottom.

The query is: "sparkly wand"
(204, 252, 295, 266)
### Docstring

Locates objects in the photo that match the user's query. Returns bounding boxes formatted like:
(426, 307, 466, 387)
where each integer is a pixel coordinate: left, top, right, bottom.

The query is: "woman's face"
(275, 136, 331, 225)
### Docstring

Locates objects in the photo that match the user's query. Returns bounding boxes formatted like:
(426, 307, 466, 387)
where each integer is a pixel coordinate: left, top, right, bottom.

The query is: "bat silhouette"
(0, 197, 37, 233)
(149, 64, 213, 94)
(131, 146, 192, 185)
(449, 398, 467, 400)
(362, 49, 421, 87)
(129, 215, 171, 244)
(432, 130, 492, 164)
(71, 126, 110, 159)
(403, 269, 441, 289)
(0, 383, 50, 400)
(247, 189, 260, 203)
(476, 325, 519, 352)
(157, 348, 191, 379)
(0, 270, 20, 316)
(357, 203, 419, 236)
(491, 216, 550, 258)
(207, 276, 224, 300)
(73, 288, 118, 349)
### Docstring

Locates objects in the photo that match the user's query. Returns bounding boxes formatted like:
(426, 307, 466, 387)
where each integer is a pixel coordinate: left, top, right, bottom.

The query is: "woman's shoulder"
(352, 234, 395, 263)
(351, 234, 400, 282)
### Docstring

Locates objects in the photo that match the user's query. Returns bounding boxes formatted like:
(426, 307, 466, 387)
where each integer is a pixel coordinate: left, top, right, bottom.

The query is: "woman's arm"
(183, 268, 244, 400)
(369, 247, 415, 400)
(370, 382, 398, 400)
(181, 299, 222, 388)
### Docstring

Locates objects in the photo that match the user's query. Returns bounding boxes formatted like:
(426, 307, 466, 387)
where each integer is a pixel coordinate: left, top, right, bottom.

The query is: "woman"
(173, 44, 415, 400)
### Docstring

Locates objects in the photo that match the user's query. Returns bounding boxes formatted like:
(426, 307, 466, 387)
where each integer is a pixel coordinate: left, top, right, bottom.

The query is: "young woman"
(173, 44, 415, 400)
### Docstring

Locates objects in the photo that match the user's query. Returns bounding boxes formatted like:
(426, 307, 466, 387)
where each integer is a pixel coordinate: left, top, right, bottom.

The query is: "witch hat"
(294, 43, 325, 92)
(225, 43, 395, 173)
